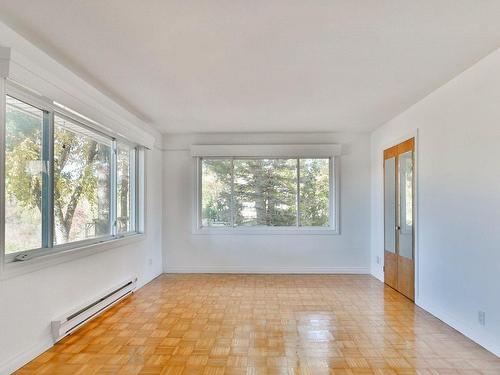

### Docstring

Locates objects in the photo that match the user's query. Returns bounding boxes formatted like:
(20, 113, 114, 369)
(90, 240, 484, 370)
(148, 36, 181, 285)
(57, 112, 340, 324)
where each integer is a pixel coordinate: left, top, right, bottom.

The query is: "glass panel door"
(384, 157, 396, 253)
(384, 138, 415, 301)
(398, 151, 413, 260)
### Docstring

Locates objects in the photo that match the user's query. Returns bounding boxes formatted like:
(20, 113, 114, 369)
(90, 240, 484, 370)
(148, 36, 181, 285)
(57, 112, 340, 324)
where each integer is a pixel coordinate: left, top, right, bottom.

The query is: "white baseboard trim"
(164, 266, 369, 274)
(417, 299, 500, 357)
(0, 272, 161, 375)
(370, 269, 384, 282)
(0, 337, 53, 375)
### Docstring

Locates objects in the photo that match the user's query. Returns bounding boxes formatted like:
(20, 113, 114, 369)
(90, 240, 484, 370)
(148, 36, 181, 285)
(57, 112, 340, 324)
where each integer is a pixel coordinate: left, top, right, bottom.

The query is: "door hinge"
(383, 265, 385, 272)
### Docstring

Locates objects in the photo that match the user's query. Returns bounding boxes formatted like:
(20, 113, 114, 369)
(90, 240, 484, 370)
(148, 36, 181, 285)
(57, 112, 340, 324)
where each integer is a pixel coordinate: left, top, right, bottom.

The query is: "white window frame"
(1, 81, 144, 270)
(193, 152, 340, 235)
(115, 141, 140, 236)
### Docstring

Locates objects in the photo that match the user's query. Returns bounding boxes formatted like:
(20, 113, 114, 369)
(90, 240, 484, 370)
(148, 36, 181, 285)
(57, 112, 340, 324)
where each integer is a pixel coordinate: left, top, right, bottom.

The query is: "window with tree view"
(54, 116, 112, 244)
(2, 91, 141, 259)
(200, 158, 334, 229)
(117, 143, 136, 233)
(5, 96, 45, 253)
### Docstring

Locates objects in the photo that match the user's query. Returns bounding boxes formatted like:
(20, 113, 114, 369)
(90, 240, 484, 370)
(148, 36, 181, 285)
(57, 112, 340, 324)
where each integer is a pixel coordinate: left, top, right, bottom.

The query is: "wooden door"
(384, 138, 415, 300)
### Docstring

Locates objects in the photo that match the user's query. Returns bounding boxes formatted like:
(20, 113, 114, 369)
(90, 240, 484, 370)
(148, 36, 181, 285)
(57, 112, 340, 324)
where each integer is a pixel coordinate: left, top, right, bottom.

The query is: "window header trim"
(0, 38, 155, 148)
(6, 81, 141, 148)
(190, 144, 342, 158)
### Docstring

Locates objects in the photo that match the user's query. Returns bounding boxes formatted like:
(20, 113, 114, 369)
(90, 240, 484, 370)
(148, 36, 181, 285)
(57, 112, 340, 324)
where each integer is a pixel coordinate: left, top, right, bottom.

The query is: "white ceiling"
(1, 1, 500, 134)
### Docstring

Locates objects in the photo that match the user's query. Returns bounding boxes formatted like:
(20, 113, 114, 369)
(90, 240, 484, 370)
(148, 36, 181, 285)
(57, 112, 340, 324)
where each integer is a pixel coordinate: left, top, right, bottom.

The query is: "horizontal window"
(3, 88, 141, 261)
(199, 157, 336, 230)
(54, 115, 113, 245)
(5, 96, 44, 253)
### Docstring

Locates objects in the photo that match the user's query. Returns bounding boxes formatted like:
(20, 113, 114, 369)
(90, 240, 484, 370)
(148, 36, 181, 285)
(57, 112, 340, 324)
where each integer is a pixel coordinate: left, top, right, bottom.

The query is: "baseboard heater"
(51, 277, 137, 342)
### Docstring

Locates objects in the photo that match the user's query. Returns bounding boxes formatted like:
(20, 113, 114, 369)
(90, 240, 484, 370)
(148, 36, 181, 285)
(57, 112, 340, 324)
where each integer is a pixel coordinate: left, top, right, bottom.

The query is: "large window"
(200, 157, 335, 230)
(53, 115, 112, 244)
(2, 89, 141, 260)
(5, 96, 44, 253)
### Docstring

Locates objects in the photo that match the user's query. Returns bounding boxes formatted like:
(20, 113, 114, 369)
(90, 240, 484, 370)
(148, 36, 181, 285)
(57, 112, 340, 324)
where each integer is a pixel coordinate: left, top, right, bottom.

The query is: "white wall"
(163, 132, 370, 274)
(0, 22, 164, 373)
(0, 146, 164, 374)
(370, 48, 500, 356)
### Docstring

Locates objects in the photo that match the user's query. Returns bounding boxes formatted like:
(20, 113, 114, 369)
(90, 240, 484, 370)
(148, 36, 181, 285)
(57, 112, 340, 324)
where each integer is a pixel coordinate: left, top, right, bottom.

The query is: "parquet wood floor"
(16, 274, 500, 374)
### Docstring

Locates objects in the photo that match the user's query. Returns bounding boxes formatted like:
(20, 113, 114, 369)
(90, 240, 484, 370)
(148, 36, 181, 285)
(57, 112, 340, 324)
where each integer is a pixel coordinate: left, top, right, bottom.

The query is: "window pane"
(117, 144, 135, 233)
(201, 159, 232, 227)
(399, 151, 413, 259)
(384, 157, 396, 253)
(53, 116, 112, 244)
(4, 96, 44, 253)
(234, 159, 297, 226)
(299, 158, 330, 227)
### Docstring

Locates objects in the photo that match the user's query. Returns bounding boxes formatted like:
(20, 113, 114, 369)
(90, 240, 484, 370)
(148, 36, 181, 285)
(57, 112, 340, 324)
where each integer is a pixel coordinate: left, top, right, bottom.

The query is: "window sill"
(192, 227, 339, 236)
(0, 234, 145, 280)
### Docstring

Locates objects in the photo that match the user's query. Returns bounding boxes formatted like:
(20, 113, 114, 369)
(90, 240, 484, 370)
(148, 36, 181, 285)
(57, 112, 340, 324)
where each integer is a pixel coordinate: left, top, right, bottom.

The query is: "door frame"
(381, 129, 419, 303)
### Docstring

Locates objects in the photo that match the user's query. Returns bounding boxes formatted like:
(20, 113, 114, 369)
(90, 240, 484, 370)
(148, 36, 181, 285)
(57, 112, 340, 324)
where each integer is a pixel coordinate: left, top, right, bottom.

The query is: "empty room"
(0, 1, 499, 374)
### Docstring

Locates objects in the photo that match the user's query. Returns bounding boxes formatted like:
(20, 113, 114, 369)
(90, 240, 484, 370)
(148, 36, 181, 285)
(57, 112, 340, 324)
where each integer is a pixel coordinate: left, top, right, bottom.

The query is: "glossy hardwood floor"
(16, 274, 500, 374)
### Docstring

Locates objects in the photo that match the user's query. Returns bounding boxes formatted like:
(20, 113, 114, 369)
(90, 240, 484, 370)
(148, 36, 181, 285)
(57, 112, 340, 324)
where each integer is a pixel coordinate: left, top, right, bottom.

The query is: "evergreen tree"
(202, 158, 329, 227)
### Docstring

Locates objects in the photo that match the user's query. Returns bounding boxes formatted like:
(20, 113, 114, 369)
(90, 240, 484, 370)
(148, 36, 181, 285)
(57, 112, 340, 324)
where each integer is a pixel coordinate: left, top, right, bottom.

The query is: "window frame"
(1, 82, 143, 264)
(52, 112, 115, 246)
(115, 141, 139, 236)
(194, 155, 340, 235)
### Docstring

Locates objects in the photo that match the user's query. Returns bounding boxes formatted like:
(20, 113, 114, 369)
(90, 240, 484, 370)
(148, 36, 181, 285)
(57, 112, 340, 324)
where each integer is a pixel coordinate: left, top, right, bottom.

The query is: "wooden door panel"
(397, 138, 414, 154)
(384, 144, 399, 159)
(398, 256, 414, 300)
(384, 251, 398, 290)
(384, 138, 415, 301)
(397, 147, 415, 301)
(383, 155, 397, 289)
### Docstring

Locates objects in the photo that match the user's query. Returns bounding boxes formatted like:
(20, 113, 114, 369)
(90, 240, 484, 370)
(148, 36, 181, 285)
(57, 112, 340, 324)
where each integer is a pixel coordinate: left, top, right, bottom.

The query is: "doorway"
(384, 138, 415, 300)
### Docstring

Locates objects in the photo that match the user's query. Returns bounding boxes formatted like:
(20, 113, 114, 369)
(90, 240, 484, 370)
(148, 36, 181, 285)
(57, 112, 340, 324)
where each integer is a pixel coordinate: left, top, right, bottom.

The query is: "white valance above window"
(190, 144, 342, 158)
(0, 31, 156, 149)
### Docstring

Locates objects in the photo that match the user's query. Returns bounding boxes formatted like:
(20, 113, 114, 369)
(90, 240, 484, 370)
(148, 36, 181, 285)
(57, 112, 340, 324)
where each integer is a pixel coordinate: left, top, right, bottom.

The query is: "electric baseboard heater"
(51, 277, 137, 342)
